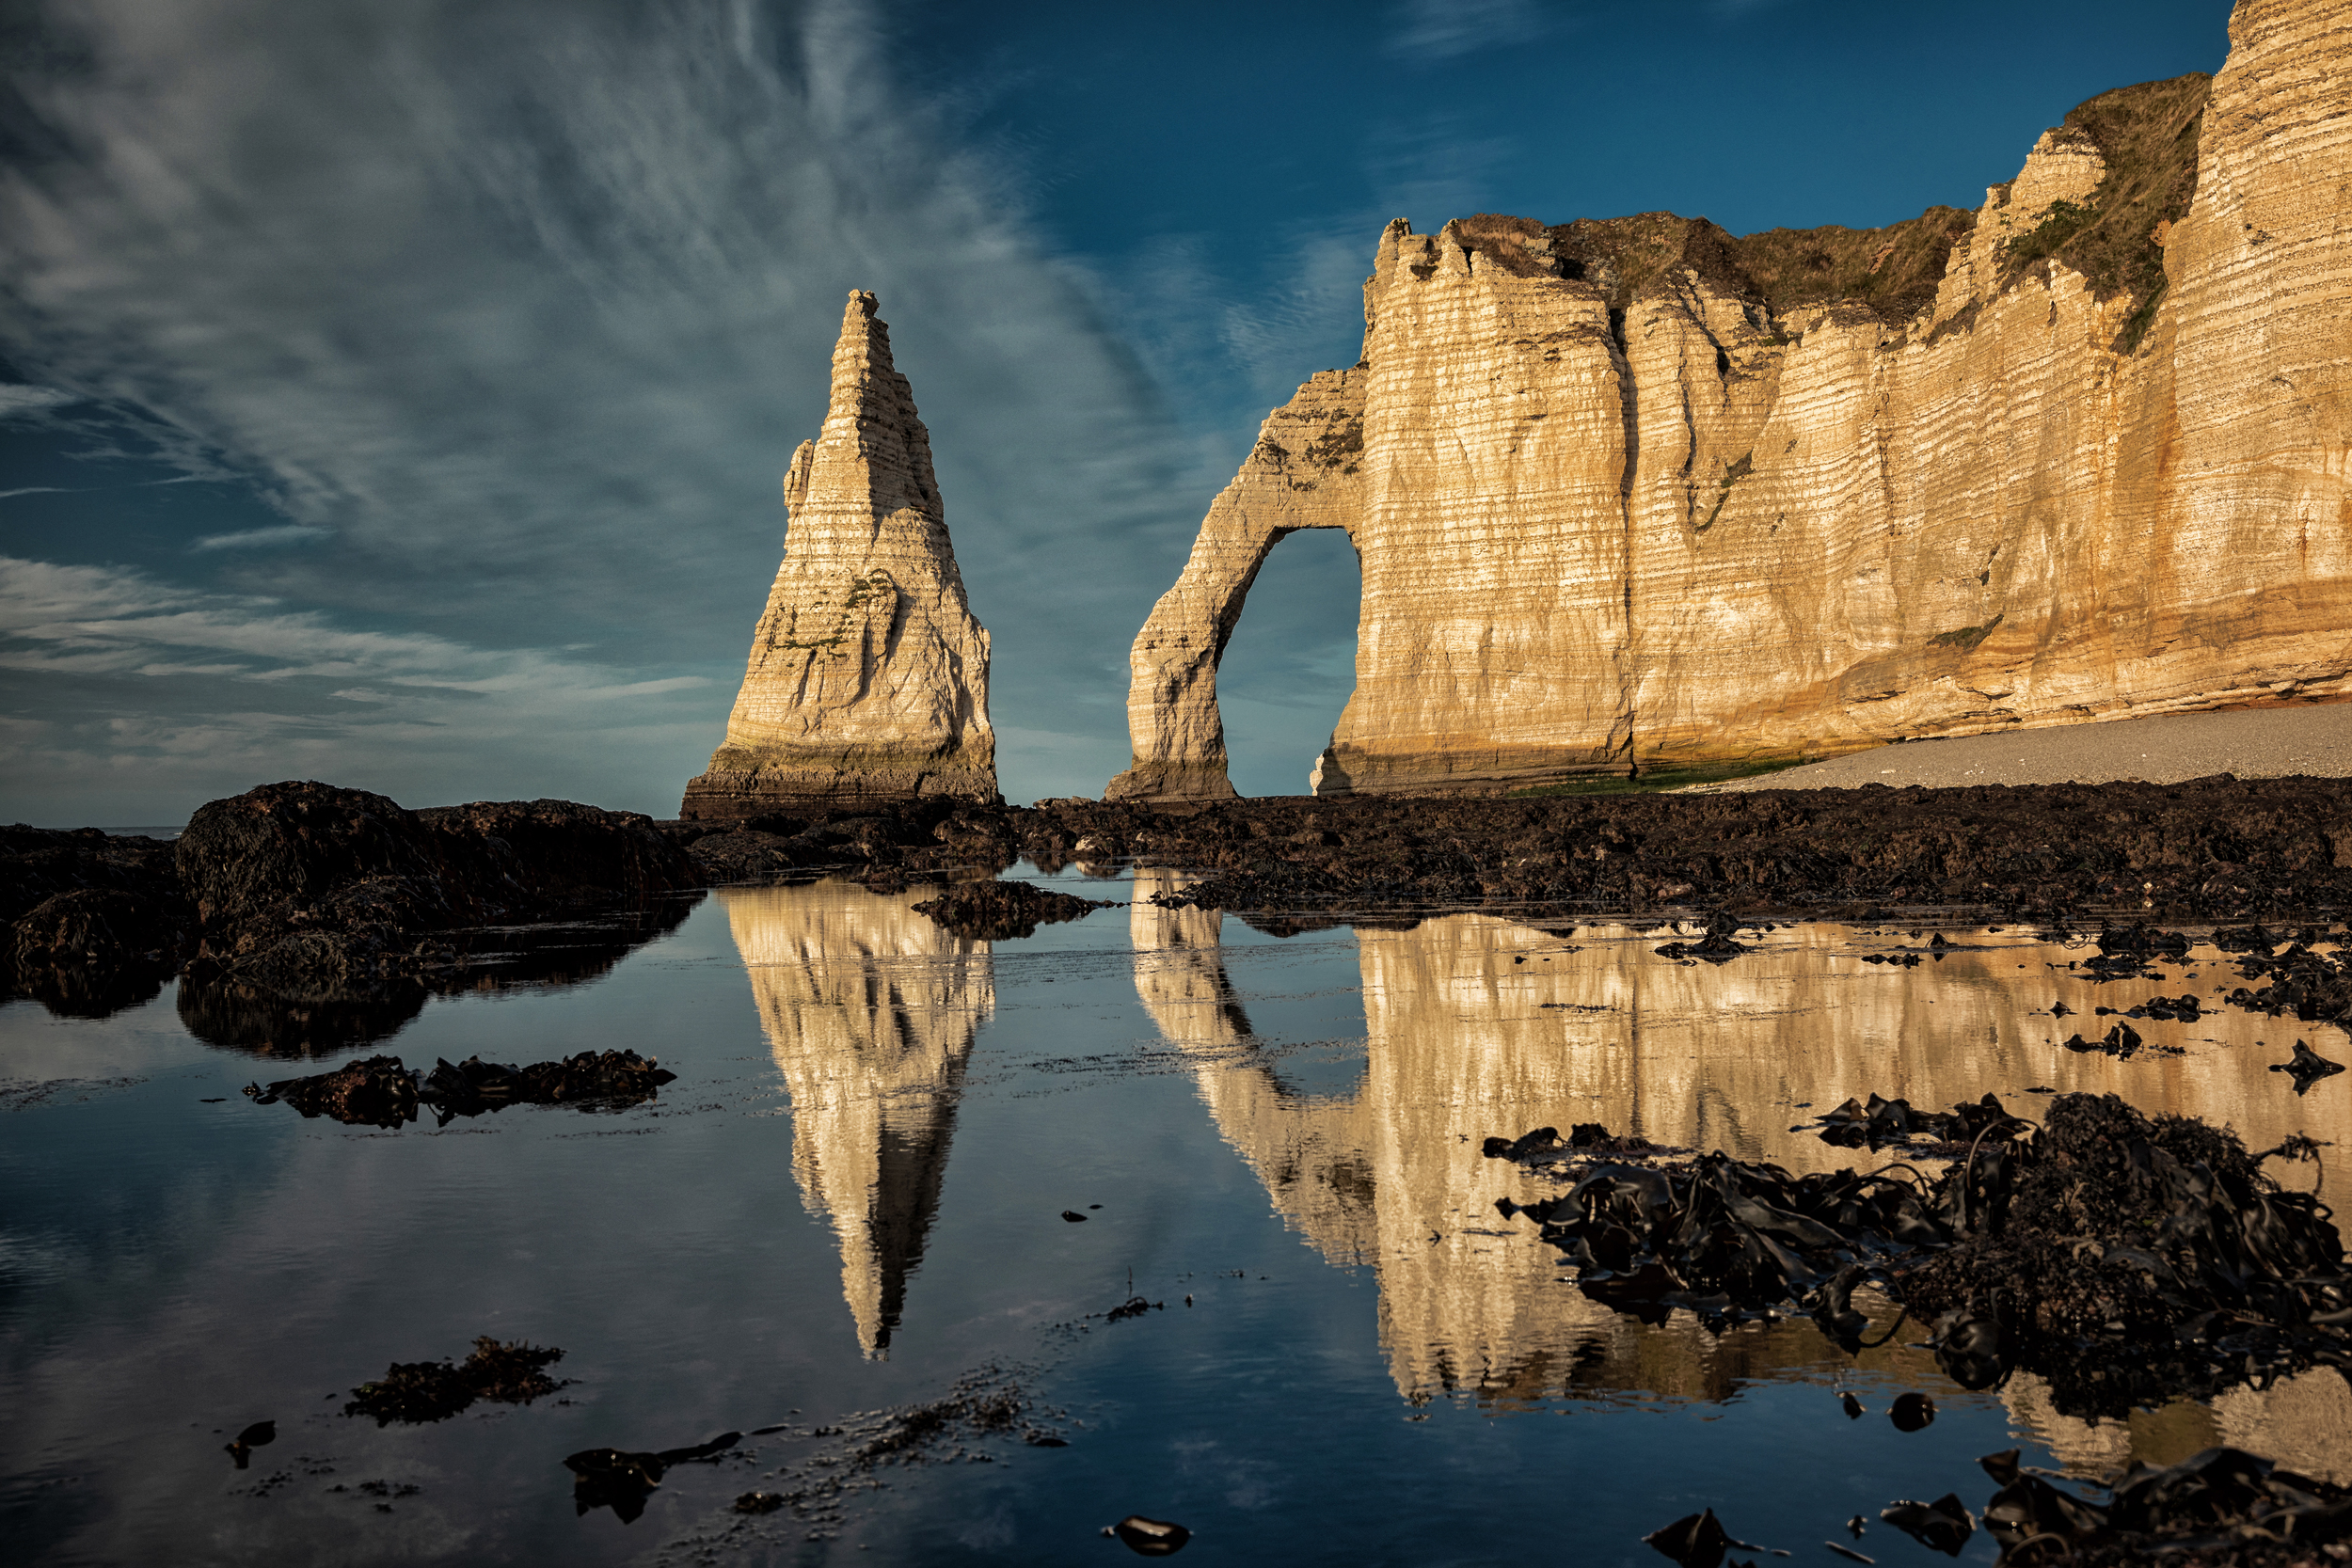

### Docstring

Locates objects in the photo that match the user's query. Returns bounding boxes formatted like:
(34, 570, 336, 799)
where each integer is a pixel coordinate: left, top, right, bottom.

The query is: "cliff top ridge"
(1445, 71, 2210, 330)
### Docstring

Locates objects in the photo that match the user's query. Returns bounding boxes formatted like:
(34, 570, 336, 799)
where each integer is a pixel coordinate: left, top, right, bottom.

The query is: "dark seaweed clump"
(1495, 1094, 2346, 1419)
(243, 1049, 675, 1128)
(345, 1338, 566, 1425)
(909, 879, 1116, 941)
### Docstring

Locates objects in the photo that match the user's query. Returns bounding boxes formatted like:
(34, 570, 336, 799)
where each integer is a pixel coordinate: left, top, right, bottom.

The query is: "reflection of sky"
(0, 0, 2233, 821)
(6, 868, 2347, 1562)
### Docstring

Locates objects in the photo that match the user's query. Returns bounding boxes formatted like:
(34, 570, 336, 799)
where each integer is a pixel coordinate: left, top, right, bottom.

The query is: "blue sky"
(0, 0, 2233, 823)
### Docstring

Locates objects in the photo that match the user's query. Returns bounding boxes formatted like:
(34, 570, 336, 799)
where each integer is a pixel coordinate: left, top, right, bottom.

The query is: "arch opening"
(1212, 527, 1361, 798)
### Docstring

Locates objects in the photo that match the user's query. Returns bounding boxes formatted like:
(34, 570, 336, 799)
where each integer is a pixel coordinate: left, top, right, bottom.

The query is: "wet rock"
(1807, 1091, 2013, 1150)
(1061, 1210, 1088, 1222)
(1644, 1508, 1762, 1568)
(1105, 1514, 1191, 1556)
(0, 825, 190, 1019)
(564, 1433, 738, 1524)
(245, 1050, 675, 1126)
(224, 1418, 276, 1468)
(345, 1338, 565, 1425)
(1888, 1392, 1936, 1432)
(1104, 1296, 1162, 1323)
(733, 1491, 786, 1514)
(2270, 1037, 2344, 1093)
(1840, 1392, 1864, 1419)
(1485, 1123, 1673, 1174)
(1654, 911, 1751, 964)
(245, 1053, 419, 1129)
(1041, 776, 2352, 926)
(2061, 1022, 2150, 1058)
(419, 1050, 676, 1118)
(176, 782, 697, 1009)
(909, 879, 1114, 941)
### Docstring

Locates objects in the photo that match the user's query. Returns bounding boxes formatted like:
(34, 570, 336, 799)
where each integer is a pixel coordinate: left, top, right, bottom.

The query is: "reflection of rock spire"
(722, 880, 993, 1357)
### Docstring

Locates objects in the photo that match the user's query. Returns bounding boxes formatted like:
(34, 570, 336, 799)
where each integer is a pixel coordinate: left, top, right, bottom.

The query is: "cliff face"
(683, 292, 994, 818)
(1110, 0, 2352, 800)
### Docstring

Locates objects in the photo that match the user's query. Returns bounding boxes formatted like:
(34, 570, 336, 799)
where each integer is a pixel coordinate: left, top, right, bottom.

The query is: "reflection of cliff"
(722, 880, 992, 1356)
(1146, 895, 2352, 1461)
(1130, 873, 1379, 1270)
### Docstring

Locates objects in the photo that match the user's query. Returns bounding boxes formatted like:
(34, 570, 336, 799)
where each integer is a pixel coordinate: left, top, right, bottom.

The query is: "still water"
(6, 865, 2350, 1564)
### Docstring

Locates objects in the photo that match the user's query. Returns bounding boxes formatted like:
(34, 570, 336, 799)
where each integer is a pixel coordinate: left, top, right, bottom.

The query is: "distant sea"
(96, 825, 183, 839)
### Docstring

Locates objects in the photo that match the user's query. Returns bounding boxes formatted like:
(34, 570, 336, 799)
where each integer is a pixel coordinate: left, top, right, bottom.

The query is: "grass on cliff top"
(2000, 71, 2210, 350)
(1506, 757, 1812, 798)
(1449, 69, 2207, 342)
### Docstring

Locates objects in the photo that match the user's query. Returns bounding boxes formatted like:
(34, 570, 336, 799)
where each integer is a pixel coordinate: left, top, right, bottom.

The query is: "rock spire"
(682, 292, 994, 817)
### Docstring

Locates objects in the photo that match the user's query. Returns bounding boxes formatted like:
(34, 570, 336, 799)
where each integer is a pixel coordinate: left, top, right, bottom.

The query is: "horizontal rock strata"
(682, 291, 994, 819)
(1112, 0, 2352, 799)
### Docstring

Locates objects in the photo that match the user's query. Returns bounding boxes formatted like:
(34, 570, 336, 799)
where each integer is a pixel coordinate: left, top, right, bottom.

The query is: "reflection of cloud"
(723, 879, 993, 1358)
(1384, 0, 1549, 60)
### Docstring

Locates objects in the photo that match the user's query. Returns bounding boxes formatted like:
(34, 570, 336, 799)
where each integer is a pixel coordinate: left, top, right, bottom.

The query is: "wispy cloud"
(190, 525, 329, 551)
(0, 384, 78, 419)
(1384, 0, 1551, 61)
(0, 0, 1199, 812)
(0, 554, 716, 819)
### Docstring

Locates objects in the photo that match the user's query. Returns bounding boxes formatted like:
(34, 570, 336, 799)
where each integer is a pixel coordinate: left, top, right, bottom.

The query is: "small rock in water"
(1840, 1392, 1864, 1419)
(1061, 1210, 1088, 1223)
(1104, 1514, 1190, 1556)
(1879, 1494, 1974, 1556)
(2270, 1037, 2344, 1094)
(733, 1491, 786, 1514)
(1643, 1507, 1762, 1567)
(1889, 1392, 1936, 1432)
(344, 1338, 565, 1425)
(224, 1418, 276, 1467)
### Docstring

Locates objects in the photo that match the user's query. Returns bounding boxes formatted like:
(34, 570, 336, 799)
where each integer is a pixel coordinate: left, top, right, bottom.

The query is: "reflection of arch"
(1159, 909, 2352, 1426)
(1128, 870, 1378, 1267)
(721, 880, 993, 1358)
(1104, 371, 1363, 801)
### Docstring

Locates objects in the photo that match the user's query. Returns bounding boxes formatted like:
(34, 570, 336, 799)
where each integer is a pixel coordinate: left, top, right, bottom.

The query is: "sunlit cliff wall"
(1111, 0, 2352, 800)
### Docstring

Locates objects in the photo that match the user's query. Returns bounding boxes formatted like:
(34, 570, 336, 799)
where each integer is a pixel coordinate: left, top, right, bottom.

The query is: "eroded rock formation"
(683, 292, 994, 818)
(1111, 0, 2352, 799)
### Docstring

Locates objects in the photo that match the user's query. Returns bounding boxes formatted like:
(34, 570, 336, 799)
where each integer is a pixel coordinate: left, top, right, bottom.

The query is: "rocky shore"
(10, 772, 2351, 1037)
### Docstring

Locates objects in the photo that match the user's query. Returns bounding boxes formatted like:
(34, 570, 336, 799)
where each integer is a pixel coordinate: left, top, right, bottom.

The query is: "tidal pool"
(6, 866, 2350, 1564)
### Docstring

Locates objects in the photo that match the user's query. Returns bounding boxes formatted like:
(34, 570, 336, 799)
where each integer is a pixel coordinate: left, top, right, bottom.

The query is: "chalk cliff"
(1109, 0, 2352, 800)
(684, 293, 994, 818)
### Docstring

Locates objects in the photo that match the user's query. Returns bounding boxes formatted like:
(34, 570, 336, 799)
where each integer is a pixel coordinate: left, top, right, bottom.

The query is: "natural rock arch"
(1104, 369, 1364, 800)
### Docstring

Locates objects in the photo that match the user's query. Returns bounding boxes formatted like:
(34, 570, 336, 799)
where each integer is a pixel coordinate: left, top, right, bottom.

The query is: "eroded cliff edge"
(683, 292, 995, 818)
(1110, 0, 2351, 800)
